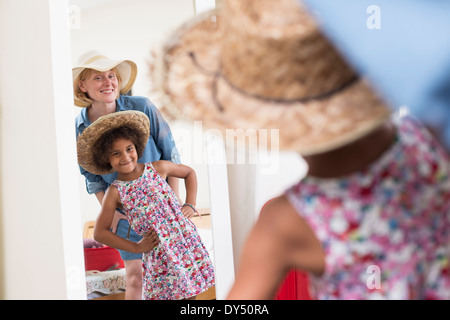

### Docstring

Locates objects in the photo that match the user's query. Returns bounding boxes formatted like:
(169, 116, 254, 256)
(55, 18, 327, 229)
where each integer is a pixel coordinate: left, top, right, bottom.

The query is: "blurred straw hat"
(72, 50, 137, 107)
(77, 110, 150, 175)
(150, 0, 390, 155)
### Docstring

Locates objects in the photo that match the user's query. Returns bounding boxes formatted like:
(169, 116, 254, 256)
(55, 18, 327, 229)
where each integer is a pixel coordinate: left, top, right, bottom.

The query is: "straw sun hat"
(77, 110, 150, 175)
(72, 50, 138, 107)
(150, 0, 391, 155)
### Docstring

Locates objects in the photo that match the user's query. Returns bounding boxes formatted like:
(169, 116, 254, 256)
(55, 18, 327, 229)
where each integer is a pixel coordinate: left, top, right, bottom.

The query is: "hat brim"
(77, 110, 150, 175)
(73, 59, 137, 107)
(150, 10, 391, 156)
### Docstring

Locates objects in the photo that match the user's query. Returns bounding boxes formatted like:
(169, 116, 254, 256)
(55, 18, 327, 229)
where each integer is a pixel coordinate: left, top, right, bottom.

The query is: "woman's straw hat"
(77, 110, 150, 175)
(72, 50, 138, 107)
(150, 0, 391, 155)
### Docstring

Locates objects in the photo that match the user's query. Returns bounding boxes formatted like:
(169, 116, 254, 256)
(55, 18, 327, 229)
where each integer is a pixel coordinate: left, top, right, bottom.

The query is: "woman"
(73, 50, 181, 299)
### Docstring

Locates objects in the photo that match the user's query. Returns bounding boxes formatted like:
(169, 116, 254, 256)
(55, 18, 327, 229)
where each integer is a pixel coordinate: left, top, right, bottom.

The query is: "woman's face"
(78, 70, 119, 105)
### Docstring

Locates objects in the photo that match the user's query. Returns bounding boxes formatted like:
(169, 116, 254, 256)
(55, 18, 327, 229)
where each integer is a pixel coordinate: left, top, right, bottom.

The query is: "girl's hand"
(136, 228, 160, 253)
(181, 204, 195, 219)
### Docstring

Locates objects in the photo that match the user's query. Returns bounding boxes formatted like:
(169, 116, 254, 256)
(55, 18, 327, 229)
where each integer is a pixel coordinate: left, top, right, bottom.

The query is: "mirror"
(69, 0, 233, 300)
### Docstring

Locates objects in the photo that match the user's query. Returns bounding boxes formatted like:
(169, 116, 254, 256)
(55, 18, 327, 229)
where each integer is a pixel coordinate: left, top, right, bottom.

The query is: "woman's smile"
(100, 88, 115, 94)
(79, 70, 119, 104)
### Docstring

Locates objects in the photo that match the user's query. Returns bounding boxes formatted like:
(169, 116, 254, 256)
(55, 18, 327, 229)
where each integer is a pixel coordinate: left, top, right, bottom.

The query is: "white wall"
(69, 0, 195, 98)
(227, 149, 307, 270)
(0, 0, 86, 299)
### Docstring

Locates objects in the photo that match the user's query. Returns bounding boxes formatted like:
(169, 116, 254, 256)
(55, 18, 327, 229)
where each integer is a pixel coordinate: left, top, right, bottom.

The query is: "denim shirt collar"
(75, 95, 128, 132)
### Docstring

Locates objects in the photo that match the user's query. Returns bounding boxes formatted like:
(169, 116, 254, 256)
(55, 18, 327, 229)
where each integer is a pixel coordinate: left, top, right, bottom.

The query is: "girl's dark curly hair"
(92, 125, 147, 173)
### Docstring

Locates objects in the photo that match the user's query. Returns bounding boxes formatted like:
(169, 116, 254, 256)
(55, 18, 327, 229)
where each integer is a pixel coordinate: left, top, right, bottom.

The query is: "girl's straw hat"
(77, 110, 150, 175)
(150, 0, 391, 155)
(72, 50, 138, 107)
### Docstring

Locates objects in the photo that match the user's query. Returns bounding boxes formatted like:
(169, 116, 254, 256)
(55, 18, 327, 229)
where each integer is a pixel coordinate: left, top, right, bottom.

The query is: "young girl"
(77, 110, 215, 300)
(227, 114, 450, 300)
(148, 0, 450, 299)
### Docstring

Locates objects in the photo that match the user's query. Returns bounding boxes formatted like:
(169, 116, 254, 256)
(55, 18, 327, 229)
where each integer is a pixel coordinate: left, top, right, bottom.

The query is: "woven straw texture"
(149, 0, 390, 155)
(77, 110, 150, 175)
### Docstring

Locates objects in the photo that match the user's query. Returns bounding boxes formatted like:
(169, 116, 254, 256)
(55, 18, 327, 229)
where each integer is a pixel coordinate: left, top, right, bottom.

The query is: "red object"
(84, 246, 125, 271)
(260, 199, 311, 300)
(275, 269, 311, 300)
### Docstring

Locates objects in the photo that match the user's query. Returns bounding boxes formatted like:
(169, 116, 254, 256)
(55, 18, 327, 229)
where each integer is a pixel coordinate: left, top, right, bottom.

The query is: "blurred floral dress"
(113, 163, 215, 300)
(285, 116, 450, 299)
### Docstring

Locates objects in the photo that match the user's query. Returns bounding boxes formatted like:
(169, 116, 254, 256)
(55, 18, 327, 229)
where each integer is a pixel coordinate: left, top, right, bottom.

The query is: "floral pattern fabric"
(112, 163, 215, 300)
(85, 269, 126, 295)
(286, 116, 450, 299)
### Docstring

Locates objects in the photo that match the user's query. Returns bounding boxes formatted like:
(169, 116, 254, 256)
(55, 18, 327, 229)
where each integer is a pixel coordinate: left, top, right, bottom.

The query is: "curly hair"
(92, 125, 147, 173)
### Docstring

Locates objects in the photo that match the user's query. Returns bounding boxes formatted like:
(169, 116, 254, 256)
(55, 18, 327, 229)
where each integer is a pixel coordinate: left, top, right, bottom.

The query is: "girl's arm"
(153, 160, 198, 218)
(93, 185, 159, 253)
(95, 190, 127, 234)
(226, 195, 325, 299)
(167, 176, 181, 203)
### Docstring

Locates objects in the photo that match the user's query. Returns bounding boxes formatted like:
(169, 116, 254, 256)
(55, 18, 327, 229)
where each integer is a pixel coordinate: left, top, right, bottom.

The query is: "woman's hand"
(136, 228, 160, 253)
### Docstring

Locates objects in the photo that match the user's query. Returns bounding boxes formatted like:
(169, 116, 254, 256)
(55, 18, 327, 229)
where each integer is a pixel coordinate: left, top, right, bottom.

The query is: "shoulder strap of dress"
(111, 180, 120, 189)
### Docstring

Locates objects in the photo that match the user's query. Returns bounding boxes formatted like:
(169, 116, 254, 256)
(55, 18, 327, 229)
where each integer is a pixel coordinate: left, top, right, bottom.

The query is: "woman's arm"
(93, 185, 159, 253)
(145, 99, 182, 201)
(153, 160, 198, 218)
(79, 166, 108, 195)
(94, 190, 105, 204)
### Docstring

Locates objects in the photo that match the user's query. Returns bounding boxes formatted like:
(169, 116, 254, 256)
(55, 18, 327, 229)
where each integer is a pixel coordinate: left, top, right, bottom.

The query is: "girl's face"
(78, 70, 119, 105)
(108, 138, 138, 175)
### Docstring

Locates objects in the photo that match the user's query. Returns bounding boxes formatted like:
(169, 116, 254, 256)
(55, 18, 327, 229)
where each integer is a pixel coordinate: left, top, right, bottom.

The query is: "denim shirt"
(75, 95, 181, 194)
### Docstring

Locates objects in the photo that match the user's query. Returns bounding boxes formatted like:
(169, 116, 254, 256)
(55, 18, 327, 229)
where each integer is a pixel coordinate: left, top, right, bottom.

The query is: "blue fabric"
(75, 94, 181, 194)
(300, 0, 450, 150)
(115, 219, 142, 260)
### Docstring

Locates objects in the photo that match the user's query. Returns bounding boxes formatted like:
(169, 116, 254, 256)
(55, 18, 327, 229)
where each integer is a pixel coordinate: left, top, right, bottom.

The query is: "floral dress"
(285, 116, 450, 299)
(112, 163, 215, 300)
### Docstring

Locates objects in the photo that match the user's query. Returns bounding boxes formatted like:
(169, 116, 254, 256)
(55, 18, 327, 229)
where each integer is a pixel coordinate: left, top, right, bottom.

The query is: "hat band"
(189, 51, 359, 112)
(82, 55, 110, 66)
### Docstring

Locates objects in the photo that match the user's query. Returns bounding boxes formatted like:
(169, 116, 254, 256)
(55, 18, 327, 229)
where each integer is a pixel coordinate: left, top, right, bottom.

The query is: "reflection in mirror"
(69, 0, 232, 300)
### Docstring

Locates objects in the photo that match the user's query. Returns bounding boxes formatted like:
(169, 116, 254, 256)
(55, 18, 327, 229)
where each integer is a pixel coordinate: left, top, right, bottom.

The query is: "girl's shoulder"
(104, 183, 121, 204)
(150, 160, 171, 171)
(257, 195, 325, 275)
(109, 181, 123, 192)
